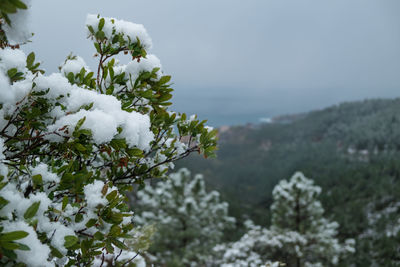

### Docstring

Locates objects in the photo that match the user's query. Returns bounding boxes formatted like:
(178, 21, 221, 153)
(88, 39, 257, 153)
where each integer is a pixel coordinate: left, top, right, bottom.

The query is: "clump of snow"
(34, 71, 154, 149)
(34, 73, 75, 99)
(46, 109, 118, 144)
(31, 163, 60, 184)
(0, 48, 27, 71)
(67, 88, 121, 113)
(0, 71, 13, 105)
(84, 180, 116, 209)
(0, 48, 29, 105)
(119, 111, 154, 150)
(86, 14, 152, 49)
(3, 221, 52, 267)
(60, 56, 90, 75)
(125, 54, 162, 82)
(2, 0, 32, 44)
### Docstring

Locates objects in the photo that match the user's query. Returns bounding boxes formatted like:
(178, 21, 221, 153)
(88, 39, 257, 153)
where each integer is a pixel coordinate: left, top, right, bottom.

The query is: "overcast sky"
(23, 0, 400, 126)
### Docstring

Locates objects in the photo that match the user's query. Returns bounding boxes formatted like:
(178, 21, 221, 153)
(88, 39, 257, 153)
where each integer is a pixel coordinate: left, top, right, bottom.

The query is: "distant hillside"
(178, 98, 400, 265)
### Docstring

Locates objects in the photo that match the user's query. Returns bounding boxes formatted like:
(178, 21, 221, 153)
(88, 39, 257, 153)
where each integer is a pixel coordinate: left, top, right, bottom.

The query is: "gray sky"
(24, 0, 400, 126)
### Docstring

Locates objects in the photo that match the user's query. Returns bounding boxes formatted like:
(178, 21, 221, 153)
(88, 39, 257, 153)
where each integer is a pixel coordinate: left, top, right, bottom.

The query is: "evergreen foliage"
(181, 98, 400, 265)
(215, 172, 354, 267)
(0, 2, 216, 266)
(135, 169, 235, 266)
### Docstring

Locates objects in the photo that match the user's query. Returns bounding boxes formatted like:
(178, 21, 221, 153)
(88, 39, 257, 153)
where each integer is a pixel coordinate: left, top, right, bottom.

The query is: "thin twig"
(121, 251, 140, 267)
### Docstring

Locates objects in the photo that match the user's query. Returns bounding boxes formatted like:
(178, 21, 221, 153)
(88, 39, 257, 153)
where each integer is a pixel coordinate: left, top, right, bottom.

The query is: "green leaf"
(105, 240, 114, 253)
(0, 2, 17, 13)
(23, 201, 41, 219)
(75, 116, 86, 131)
(109, 225, 121, 236)
(67, 72, 74, 83)
(140, 89, 153, 98)
(127, 148, 143, 157)
(98, 18, 105, 31)
(75, 213, 84, 223)
(50, 246, 63, 258)
(94, 42, 101, 53)
(1, 12, 11, 25)
(0, 196, 9, 210)
(0, 231, 29, 241)
(94, 231, 104, 241)
(13, 0, 28, 9)
(95, 30, 105, 40)
(26, 52, 35, 68)
(1, 242, 20, 250)
(110, 139, 127, 150)
(81, 239, 92, 256)
(74, 143, 86, 152)
(158, 93, 172, 102)
(32, 174, 42, 188)
(106, 190, 118, 202)
(87, 25, 95, 34)
(111, 238, 128, 250)
(62, 196, 68, 211)
(85, 218, 97, 228)
(0, 181, 6, 190)
(110, 212, 123, 224)
(7, 68, 18, 78)
(16, 243, 30, 251)
(159, 75, 171, 85)
(64, 235, 78, 248)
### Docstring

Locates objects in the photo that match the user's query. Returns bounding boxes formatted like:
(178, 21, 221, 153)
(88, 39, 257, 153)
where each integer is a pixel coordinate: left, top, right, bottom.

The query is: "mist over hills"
(178, 97, 400, 265)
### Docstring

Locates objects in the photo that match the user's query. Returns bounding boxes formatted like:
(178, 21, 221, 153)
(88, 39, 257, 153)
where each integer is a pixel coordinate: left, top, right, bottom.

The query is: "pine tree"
(0, 2, 217, 266)
(215, 172, 354, 267)
(135, 168, 235, 266)
(269, 172, 355, 266)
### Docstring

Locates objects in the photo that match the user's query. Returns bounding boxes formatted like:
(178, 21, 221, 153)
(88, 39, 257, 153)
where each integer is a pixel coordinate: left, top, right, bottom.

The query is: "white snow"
(34, 72, 155, 149)
(46, 109, 118, 144)
(84, 180, 109, 209)
(2, 221, 52, 267)
(60, 56, 89, 75)
(0, 48, 27, 71)
(86, 14, 152, 49)
(31, 163, 60, 184)
(2, 0, 32, 44)
(125, 54, 162, 82)
(0, 71, 14, 105)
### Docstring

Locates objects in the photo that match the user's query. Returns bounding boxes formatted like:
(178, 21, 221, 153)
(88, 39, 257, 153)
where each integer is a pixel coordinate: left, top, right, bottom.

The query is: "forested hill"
(178, 98, 400, 264)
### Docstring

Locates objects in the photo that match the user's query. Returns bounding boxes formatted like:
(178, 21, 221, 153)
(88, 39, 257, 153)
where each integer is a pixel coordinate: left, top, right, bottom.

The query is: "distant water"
(191, 112, 268, 127)
(172, 87, 400, 128)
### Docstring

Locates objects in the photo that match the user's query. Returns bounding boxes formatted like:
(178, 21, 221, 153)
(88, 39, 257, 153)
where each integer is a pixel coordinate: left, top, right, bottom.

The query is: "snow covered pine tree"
(135, 168, 235, 266)
(215, 172, 355, 267)
(0, 2, 217, 266)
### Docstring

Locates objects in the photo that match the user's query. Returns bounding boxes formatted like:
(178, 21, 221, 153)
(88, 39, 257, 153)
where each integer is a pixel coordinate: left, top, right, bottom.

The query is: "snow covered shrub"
(215, 172, 355, 267)
(135, 168, 235, 266)
(0, 3, 217, 266)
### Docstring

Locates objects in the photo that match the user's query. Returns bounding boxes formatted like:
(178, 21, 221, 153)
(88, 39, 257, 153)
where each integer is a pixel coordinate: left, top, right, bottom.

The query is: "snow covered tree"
(268, 172, 355, 266)
(0, 2, 217, 266)
(215, 172, 355, 267)
(134, 168, 235, 266)
(358, 199, 400, 266)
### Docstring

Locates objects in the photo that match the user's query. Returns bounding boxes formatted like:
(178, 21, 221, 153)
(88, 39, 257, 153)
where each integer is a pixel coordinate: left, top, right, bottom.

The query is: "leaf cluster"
(0, 12, 217, 266)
